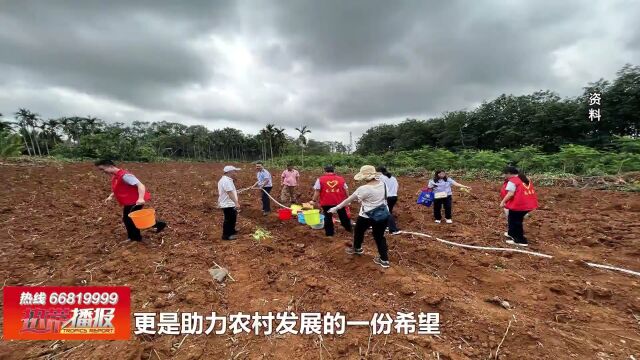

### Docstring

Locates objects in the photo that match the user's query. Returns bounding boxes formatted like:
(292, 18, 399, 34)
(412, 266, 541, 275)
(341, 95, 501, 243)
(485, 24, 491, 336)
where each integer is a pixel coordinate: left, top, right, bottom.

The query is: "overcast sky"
(1, 1, 639, 144)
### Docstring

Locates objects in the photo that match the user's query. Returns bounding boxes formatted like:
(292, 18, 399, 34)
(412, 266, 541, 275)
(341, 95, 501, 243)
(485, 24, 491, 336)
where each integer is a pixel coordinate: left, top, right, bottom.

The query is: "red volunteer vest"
(318, 173, 347, 206)
(500, 181, 508, 199)
(111, 169, 151, 206)
(505, 177, 538, 211)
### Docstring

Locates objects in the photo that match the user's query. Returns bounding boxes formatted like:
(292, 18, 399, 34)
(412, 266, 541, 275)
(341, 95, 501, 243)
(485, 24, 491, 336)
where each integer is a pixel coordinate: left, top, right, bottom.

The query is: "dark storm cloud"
(0, 0, 236, 104)
(1, 0, 639, 142)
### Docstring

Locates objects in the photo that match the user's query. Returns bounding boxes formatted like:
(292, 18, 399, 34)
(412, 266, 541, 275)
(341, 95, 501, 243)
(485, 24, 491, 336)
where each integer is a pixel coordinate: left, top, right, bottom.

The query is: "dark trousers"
(387, 196, 399, 232)
(123, 205, 165, 241)
(354, 216, 389, 261)
(222, 207, 238, 239)
(322, 206, 352, 236)
(508, 210, 529, 244)
(433, 195, 452, 220)
(261, 187, 272, 212)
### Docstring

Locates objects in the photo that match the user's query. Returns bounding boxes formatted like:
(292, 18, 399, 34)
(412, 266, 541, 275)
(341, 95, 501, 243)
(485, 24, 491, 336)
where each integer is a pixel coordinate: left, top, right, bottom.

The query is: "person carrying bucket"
(499, 166, 538, 247)
(310, 165, 352, 237)
(95, 160, 166, 242)
(252, 162, 273, 216)
(329, 165, 391, 268)
(376, 166, 400, 235)
(218, 165, 242, 241)
(280, 164, 299, 205)
(428, 170, 471, 224)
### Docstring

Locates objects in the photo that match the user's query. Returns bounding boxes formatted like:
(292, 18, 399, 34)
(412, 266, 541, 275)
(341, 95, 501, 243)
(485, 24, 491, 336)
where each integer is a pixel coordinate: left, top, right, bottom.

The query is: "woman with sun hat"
(329, 165, 391, 268)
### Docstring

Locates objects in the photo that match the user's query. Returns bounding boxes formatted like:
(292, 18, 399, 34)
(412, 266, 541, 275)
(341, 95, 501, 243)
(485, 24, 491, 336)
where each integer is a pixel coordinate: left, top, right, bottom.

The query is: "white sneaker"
(505, 239, 515, 245)
(504, 232, 510, 238)
(445, 219, 453, 224)
(435, 220, 441, 224)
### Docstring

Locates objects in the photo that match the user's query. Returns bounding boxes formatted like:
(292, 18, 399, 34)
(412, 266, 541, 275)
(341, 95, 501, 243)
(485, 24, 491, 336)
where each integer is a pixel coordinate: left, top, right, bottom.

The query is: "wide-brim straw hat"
(354, 165, 379, 181)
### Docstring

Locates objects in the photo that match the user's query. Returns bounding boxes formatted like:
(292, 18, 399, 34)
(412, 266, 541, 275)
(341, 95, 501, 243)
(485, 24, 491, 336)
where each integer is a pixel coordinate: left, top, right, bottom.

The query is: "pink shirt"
(281, 169, 299, 186)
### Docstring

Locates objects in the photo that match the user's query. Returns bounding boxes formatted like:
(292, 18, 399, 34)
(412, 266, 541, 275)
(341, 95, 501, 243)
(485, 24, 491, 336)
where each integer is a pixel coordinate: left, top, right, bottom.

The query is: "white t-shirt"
(218, 175, 237, 208)
(505, 181, 517, 192)
(339, 181, 387, 218)
(379, 175, 398, 197)
(122, 174, 140, 186)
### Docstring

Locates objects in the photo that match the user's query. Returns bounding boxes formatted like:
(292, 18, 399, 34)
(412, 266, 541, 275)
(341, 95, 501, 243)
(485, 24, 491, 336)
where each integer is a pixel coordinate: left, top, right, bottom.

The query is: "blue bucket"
(297, 212, 306, 224)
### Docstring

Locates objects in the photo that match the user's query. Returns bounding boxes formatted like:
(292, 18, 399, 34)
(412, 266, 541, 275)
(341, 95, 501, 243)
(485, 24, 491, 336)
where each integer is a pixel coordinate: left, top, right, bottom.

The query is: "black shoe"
(373, 256, 390, 268)
(155, 221, 167, 233)
(345, 247, 364, 255)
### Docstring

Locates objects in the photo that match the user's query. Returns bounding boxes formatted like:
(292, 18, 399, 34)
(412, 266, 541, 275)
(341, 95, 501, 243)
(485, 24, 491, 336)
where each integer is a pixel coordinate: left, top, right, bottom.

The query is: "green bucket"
(303, 209, 321, 226)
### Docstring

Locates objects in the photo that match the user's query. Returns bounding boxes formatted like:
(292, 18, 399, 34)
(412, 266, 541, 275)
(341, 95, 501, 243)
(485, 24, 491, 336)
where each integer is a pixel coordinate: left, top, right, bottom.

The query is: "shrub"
(0, 131, 23, 157)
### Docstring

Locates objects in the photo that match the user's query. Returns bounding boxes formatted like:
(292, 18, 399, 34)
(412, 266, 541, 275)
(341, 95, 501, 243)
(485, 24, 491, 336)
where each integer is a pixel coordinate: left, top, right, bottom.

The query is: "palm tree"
(295, 125, 311, 167)
(30, 113, 43, 156)
(15, 108, 40, 156)
(273, 127, 286, 156)
(40, 119, 60, 155)
(59, 116, 84, 145)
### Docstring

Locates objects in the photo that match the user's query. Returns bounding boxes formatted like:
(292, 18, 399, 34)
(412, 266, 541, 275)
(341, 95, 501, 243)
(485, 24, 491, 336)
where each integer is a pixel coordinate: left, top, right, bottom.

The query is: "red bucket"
(278, 208, 292, 220)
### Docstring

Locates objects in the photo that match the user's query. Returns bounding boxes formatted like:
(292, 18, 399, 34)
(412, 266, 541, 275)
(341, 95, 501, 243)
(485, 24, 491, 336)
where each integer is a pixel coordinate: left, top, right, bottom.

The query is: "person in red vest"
(95, 160, 166, 242)
(310, 165, 352, 236)
(499, 166, 538, 247)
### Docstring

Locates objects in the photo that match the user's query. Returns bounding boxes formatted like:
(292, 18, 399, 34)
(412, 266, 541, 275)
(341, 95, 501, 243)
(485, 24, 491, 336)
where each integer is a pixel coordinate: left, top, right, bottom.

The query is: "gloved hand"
(327, 207, 338, 214)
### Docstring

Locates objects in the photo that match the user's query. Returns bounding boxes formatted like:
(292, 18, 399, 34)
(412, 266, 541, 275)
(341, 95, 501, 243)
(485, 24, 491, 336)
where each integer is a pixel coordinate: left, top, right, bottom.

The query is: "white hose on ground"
(585, 262, 640, 277)
(260, 187, 290, 209)
(397, 230, 640, 278)
(398, 231, 554, 258)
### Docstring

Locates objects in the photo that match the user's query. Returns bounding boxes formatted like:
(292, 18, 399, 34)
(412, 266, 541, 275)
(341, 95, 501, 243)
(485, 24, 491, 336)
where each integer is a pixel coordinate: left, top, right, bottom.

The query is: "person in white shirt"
(218, 165, 241, 240)
(428, 170, 471, 224)
(252, 162, 273, 215)
(329, 165, 391, 268)
(377, 166, 400, 234)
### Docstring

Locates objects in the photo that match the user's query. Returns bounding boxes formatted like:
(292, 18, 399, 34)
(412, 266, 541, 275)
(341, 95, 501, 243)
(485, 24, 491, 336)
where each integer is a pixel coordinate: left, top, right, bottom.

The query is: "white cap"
(223, 165, 241, 173)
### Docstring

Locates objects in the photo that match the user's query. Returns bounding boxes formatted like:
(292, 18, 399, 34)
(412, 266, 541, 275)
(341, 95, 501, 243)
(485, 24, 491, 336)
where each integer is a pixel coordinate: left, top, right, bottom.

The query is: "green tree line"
(356, 64, 639, 154)
(0, 110, 348, 161)
(1, 64, 638, 176)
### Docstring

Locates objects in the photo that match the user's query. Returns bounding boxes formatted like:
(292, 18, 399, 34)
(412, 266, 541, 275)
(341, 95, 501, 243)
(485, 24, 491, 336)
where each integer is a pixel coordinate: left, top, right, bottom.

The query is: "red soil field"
(0, 161, 639, 359)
